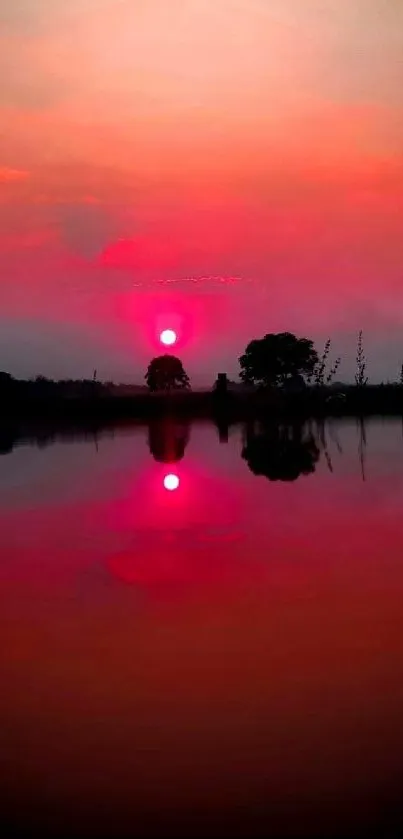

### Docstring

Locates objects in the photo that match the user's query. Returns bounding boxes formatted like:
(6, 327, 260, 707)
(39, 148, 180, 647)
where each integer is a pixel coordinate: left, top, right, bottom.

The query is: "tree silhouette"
(0, 371, 15, 393)
(242, 422, 320, 482)
(145, 355, 190, 392)
(239, 332, 318, 389)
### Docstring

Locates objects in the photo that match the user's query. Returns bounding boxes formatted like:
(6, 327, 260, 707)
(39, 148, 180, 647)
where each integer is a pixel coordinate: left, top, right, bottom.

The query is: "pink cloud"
(0, 167, 29, 183)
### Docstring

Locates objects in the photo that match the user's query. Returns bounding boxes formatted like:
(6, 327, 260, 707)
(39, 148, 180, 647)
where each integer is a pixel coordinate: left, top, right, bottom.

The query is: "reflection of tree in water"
(242, 422, 320, 482)
(147, 419, 191, 463)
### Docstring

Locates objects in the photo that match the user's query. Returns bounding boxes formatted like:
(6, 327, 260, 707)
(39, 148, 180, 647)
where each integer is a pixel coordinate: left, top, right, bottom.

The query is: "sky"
(1, 0, 403, 384)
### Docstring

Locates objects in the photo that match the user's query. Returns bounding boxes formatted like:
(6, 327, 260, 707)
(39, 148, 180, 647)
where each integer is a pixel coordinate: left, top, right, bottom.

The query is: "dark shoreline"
(1, 384, 403, 420)
(0, 385, 403, 452)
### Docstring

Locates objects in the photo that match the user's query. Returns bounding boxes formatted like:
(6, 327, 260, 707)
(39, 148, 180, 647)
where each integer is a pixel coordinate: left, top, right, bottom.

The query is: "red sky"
(1, 0, 403, 384)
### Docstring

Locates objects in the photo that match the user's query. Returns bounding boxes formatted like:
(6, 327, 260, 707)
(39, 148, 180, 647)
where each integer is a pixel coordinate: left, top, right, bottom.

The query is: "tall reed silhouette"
(355, 331, 368, 387)
(310, 339, 341, 386)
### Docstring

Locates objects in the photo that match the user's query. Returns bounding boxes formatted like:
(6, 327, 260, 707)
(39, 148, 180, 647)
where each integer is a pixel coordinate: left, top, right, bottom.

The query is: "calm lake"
(1, 418, 403, 838)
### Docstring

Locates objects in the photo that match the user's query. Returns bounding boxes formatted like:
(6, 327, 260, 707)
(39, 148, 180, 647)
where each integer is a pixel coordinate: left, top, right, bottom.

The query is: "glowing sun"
(160, 328, 177, 347)
(163, 473, 180, 491)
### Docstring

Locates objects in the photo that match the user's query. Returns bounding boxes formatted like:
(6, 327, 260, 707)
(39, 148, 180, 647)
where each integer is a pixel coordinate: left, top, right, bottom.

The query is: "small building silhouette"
(214, 373, 228, 395)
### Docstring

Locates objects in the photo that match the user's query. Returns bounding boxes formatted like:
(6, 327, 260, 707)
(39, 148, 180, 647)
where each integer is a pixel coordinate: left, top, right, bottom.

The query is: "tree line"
(0, 329, 396, 397)
(145, 331, 368, 392)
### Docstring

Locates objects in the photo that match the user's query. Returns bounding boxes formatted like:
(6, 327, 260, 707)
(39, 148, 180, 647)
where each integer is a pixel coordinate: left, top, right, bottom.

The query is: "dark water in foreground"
(1, 417, 403, 838)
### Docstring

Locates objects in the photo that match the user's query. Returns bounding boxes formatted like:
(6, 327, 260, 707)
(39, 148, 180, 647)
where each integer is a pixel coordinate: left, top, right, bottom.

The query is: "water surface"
(1, 418, 403, 837)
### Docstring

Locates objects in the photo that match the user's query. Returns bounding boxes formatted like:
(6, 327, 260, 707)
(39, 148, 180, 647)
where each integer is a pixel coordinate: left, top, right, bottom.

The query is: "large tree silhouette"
(242, 423, 320, 482)
(239, 332, 318, 388)
(145, 355, 190, 392)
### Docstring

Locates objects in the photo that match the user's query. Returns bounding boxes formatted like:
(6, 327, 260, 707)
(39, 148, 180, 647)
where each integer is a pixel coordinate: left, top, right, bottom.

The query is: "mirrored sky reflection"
(1, 419, 403, 836)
